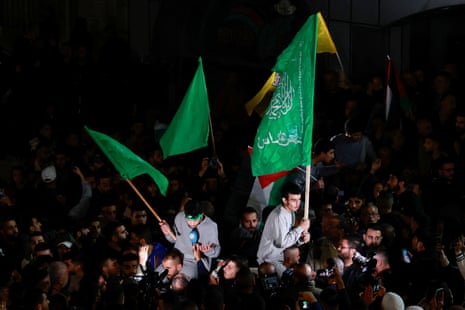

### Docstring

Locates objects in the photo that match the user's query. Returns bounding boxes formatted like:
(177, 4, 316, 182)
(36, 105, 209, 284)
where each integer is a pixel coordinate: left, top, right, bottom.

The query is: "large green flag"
(160, 57, 210, 159)
(85, 126, 169, 196)
(251, 13, 318, 176)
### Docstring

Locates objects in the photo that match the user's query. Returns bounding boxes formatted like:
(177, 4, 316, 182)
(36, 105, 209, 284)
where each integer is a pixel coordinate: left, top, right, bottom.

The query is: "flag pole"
(304, 165, 311, 220)
(335, 51, 345, 73)
(208, 114, 217, 158)
(126, 179, 177, 240)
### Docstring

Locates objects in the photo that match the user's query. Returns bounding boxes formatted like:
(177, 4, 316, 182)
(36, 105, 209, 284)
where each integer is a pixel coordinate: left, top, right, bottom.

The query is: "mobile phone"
(435, 288, 444, 303)
(299, 300, 310, 309)
(372, 277, 381, 296)
(402, 248, 411, 264)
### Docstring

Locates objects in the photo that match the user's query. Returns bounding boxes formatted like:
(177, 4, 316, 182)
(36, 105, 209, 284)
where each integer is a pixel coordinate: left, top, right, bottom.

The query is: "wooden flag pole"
(304, 165, 311, 220)
(208, 114, 217, 158)
(336, 51, 345, 73)
(126, 179, 177, 240)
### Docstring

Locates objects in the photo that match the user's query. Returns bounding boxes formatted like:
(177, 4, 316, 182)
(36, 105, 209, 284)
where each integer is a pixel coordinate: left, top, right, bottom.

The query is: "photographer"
(337, 235, 361, 288)
(257, 261, 283, 305)
(285, 263, 322, 299)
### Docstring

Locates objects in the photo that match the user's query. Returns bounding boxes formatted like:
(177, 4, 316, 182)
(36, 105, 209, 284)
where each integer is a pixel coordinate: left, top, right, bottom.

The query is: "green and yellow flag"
(245, 13, 336, 117)
(85, 126, 169, 196)
(160, 57, 210, 159)
(251, 12, 325, 176)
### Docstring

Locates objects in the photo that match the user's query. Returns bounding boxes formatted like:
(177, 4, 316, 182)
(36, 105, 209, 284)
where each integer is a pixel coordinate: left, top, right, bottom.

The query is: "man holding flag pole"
(158, 57, 221, 280)
(252, 12, 337, 275)
(245, 11, 338, 216)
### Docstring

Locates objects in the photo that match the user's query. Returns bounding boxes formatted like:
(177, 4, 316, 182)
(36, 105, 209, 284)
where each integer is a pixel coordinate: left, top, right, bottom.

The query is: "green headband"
(185, 213, 203, 221)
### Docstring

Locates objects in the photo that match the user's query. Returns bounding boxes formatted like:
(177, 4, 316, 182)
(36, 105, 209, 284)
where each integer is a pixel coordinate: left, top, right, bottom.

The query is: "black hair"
(313, 137, 335, 155)
(241, 206, 259, 219)
(280, 181, 302, 199)
(344, 115, 366, 134)
(184, 200, 203, 218)
(120, 252, 139, 263)
(102, 221, 124, 239)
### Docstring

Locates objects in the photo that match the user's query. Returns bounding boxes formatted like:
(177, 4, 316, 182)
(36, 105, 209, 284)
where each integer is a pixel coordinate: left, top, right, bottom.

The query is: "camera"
(353, 251, 371, 265)
(372, 277, 382, 296)
(211, 260, 225, 279)
(435, 287, 444, 303)
(260, 273, 281, 292)
(132, 275, 144, 283)
(208, 157, 218, 169)
(135, 268, 170, 307)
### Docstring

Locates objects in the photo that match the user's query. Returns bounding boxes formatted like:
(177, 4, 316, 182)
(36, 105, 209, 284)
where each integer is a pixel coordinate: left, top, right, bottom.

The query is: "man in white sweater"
(257, 182, 310, 277)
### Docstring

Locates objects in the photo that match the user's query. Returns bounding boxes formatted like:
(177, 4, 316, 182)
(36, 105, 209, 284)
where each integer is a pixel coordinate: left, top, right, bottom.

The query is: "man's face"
(162, 258, 182, 280)
(283, 193, 301, 212)
(348, 131, 363, 142)
(89, 221, 101, 238)
(347, 197, 364, 213)
(102, 258, 120, 276)
(321, 217, 343, 240)
(1, 220, 19, 239)
(114, 225, 128, 243)
(122, 260, 139, 277)
(362, 206, 380, 225)
(439, 163, 455, 180)
(456, 115, 465, 133)
(30, 235, 45, 250)
(337, 239, 355, 260)
(386, 174, 399, 191)
(102, 205, 117, 222)
(363, 228, 383, 247)
(97, 177, 112, 193)
(372, 182, 384, 200)
(423, 138, 436, 153)
(322, 149, 335, 164)
(30, 217, 42, 233)
(241, 212, 258, 233)
(131, 210, 147, 226)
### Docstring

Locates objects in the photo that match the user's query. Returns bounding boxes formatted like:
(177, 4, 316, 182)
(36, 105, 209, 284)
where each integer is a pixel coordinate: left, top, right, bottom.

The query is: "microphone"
(156, 268, 169, 286)
(188, 228, 199, 245)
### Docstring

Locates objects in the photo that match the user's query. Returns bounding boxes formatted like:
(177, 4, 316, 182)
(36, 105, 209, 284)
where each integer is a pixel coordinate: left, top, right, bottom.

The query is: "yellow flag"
(317, 12, 337, 53)
(245, 12, 337, 117)
(245, 72, 279, 117)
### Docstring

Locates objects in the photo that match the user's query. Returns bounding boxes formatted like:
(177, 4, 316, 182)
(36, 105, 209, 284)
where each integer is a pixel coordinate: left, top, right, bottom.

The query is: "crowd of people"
(2, 15, 465, 310)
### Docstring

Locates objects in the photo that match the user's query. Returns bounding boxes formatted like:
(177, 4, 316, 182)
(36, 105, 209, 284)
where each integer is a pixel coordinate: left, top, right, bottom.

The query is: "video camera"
(353, 251, 377, 273)
(259, 272, 282, 297)
(134, 267, 170, 307)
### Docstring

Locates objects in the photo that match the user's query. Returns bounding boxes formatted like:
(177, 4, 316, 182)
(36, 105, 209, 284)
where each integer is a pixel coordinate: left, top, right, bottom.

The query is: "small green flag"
(251, 13, 318, 176)
(85, 126, 169, 196)
(160, 57, 210, 159)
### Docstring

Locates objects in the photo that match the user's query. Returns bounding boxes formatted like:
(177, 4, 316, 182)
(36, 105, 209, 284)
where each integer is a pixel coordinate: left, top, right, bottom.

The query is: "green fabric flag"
(251, 13, 318, 176)
(160, 57, 210, 159)
(85, 126, 169, 196)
